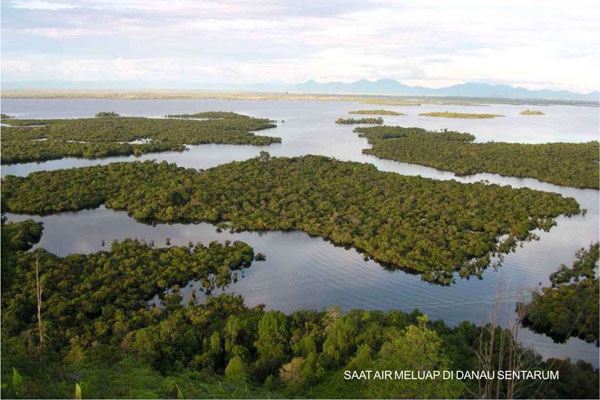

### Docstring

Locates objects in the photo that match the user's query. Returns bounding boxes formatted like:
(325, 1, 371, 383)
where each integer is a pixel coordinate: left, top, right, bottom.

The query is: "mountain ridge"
(2, 79, 598, 101)
(292, 79, 599, 101)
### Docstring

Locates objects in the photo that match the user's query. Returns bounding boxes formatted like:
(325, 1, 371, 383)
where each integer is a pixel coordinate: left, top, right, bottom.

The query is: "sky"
(1, 0, 599, 92)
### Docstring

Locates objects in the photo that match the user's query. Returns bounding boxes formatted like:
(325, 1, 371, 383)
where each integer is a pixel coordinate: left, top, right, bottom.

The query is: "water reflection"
(6, 205, 599, 366)
(2, 98, 599, 177)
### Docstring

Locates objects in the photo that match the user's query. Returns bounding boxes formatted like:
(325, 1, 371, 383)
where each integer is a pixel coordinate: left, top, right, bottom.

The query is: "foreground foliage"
(419, 112, 504, 119)
(355, 126, 600, 188)
(2, 232, 256, 354)
(1, 112, 279, 164)
(2, 221, 597, 399)
(1, 218, 43, 289)
(520, 243, 599, 344)
(2, 156, 580, 284)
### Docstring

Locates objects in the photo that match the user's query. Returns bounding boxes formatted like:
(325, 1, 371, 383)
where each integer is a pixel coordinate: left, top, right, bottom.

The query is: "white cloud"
(1, 60, 33, 73)
(11, 0, 77, 10)
(2, 0, 599, 91)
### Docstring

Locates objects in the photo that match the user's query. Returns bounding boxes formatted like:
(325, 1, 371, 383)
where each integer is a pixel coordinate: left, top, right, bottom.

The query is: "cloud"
(2, 0, 599, 91)
(2, 59, 33, 73)
(11, 0, 77, 10)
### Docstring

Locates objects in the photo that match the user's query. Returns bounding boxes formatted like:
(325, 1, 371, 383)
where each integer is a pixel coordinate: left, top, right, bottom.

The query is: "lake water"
(1, 98, 599, 366)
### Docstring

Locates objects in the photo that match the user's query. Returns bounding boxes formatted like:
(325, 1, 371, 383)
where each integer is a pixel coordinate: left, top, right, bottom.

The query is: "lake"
(2, 98, 599, 366)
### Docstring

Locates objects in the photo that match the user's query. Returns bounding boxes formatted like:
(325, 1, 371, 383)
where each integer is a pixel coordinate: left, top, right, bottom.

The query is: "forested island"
(1, 218, 259, 348)
(335, 117, 383, 125)
(1, 219, 597, 399)
(419, 112, 504, 119)
(520, 243, 599, 344)
(355, 126, 600, 189)
(95, 111, 121, 117)
(2, 155, 581, 284)
(519, 109, 546, 115)
(164, 111, 261, 119)
(349, 110, 405, 116)
(1, 112, 279, 164)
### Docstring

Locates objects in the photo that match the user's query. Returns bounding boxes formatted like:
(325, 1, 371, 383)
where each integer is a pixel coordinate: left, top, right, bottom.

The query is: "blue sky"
(2, 0, 599, 91)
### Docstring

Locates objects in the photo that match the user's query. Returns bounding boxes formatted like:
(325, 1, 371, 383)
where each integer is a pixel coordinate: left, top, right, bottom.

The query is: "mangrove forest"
(1, 112, 280, 164)
(354, 126, 600, 189)
(335, 117, 383, 125)
(1, 155, 581, 284)
(520, 243, 599, 345)
(1, 219, 597, 399)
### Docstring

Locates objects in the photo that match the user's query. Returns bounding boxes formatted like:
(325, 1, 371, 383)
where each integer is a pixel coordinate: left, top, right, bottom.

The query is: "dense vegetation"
(164, 111, 261, 119)
(95, 111, 120, 117)
(1, 217, 43, 289)
(1, 221, 597, 399)
(419, 112, 504, 119)
(1, 112, 279, 164)
(2, 156, 580, 284)
(2, 232, 257, 352)
(1, 139, 184, 164)
(520, 243, 599, 344)
(355, 126, 600, 188)
(0, 219, 268, 398)
(349, 110, 405, 116)
(519, 110, 545, 115)
(335, 117, 383, 124)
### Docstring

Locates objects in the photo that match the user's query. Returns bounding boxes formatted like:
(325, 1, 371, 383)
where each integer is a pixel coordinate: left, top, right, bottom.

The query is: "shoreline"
(2, 90, 598, 107)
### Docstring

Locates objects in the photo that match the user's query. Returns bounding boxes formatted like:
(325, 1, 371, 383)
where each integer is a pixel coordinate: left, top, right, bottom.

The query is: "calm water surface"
(2, 98, 599, 365)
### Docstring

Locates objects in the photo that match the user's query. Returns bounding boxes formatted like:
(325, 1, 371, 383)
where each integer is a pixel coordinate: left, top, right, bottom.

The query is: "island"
(348, 110, 405, 116)
(354, 126, 600, 189)
(335, 117, 383, 124)
(95, 111, 121, 117)
(2, 155, 580, 285)
(519, 109, 546, 115)
(519, 243, 599, 344)
(1, 219, 597, 399)
(419, 111, 504, 119)
(1, 112, 280, 164)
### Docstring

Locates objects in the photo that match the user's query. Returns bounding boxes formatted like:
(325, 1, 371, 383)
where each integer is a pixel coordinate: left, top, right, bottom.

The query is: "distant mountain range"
(2, 79, 598, 101)
(292, 79, 599, 101)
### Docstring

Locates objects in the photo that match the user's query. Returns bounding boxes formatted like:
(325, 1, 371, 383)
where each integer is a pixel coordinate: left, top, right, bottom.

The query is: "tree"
(255, 311, 288, 360)
(35, 255, 43, 359)
(351, 344, 373, 370)
(279, 357, 307, 391)
(254, 311, 288, 377)
(225, 356, 247, 377)
(366, 316, 464, 399)
(258, 151, 271, 162)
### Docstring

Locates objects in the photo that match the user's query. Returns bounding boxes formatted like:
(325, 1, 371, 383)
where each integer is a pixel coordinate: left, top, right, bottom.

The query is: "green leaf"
(74, 382, 82, 400)
(12, 367, 23, 389)
(12, 367, 24, 398)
